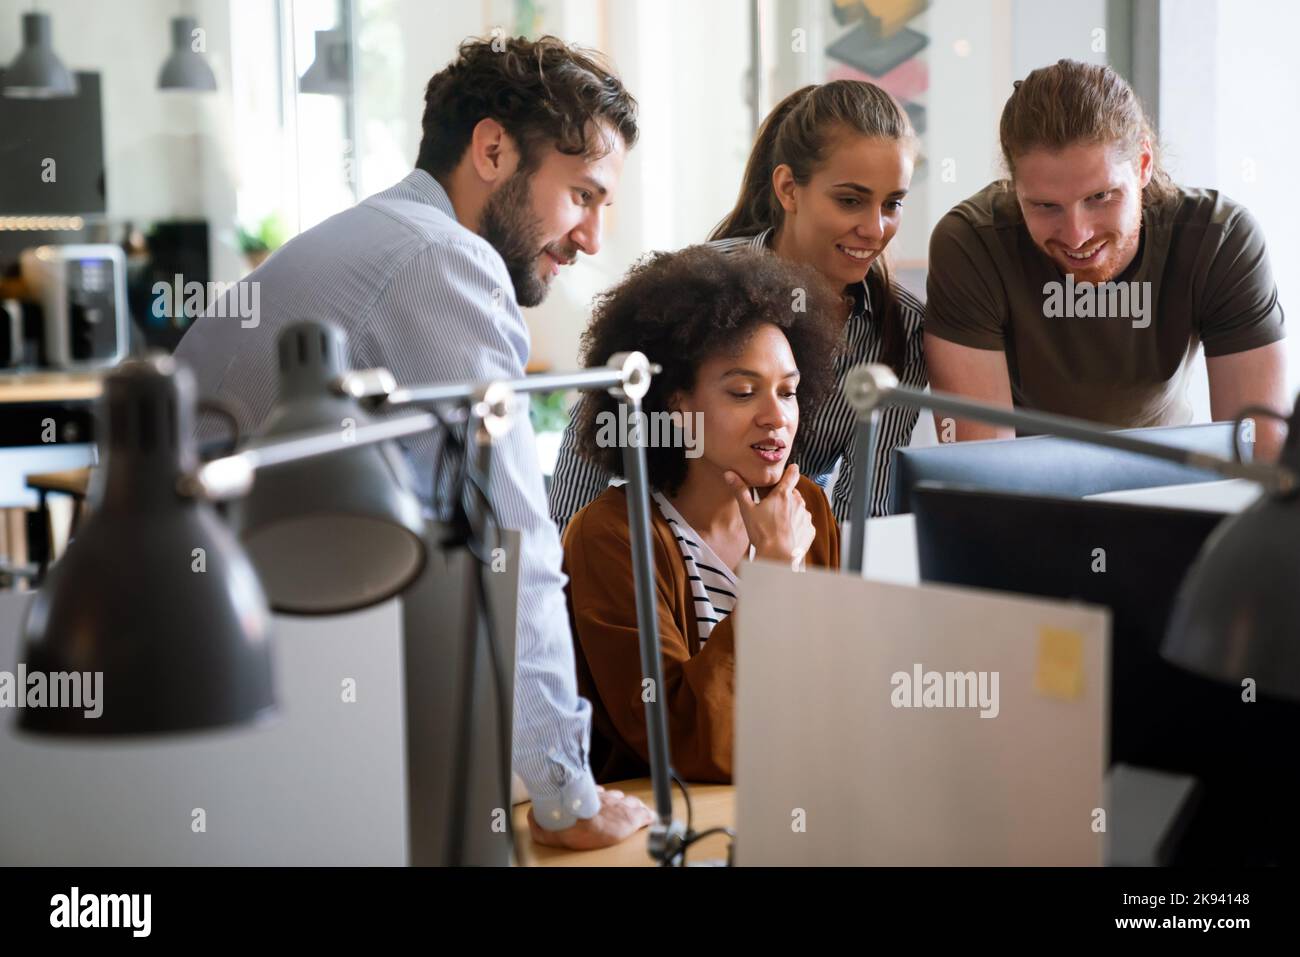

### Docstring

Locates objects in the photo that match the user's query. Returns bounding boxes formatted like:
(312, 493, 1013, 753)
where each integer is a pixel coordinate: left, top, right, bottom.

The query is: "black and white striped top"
(652, 491, 743, 642)
(549, 228, 928, 530)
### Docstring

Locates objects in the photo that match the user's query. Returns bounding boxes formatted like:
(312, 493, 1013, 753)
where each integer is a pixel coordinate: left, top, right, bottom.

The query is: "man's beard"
(478, 170, 550, 308)
(1050, 211, 1144, 284)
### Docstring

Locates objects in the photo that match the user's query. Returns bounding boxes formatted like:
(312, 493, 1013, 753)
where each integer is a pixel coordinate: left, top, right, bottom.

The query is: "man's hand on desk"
(527, 786, 655, 850)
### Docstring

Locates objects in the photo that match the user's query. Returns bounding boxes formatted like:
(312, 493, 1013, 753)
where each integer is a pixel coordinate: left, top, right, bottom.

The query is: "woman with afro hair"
(562, 244, 844, 784)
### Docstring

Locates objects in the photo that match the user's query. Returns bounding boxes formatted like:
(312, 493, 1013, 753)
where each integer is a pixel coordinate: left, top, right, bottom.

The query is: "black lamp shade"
(1164, 406, 1300, 702)
(2, 12, 76, 99)
(233, 322, 427, 614)
(18, 357, 276, 735)
(158, 16, 217, 92)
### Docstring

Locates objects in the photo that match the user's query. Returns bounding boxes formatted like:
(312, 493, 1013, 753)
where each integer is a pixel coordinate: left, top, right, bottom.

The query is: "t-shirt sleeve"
(1198, 205, 1286, 357)
(924, 209, 1009, 351)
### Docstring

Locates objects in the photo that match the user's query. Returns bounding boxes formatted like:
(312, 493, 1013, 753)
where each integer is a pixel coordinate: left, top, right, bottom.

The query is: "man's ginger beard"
(1038, 205, 1144, 285)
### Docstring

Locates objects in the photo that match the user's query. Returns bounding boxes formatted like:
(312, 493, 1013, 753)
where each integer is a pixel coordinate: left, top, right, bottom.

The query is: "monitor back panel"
(734, 561, 1108, 866)
(891, 421, 1240, 514)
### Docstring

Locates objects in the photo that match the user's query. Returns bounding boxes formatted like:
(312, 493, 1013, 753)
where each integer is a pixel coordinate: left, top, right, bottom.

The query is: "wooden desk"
(514, 777, 735, 867)
(0, 371, 102, 404)
(26, 467, 91, 499)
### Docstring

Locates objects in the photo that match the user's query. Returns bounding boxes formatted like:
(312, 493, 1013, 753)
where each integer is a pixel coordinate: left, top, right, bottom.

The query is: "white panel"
(0, 590, 408, 865)
(734, 562, 1108, 865)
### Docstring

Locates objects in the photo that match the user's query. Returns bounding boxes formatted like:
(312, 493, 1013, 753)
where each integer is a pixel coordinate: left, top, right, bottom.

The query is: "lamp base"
(648, 819, 690, 866)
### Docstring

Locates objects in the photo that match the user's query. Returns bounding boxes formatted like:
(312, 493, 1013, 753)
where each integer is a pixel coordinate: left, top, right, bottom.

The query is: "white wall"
(921, 0, 1013, 266)
(1158, 0, 1300, 414)
(1208, 0, 1299, 400)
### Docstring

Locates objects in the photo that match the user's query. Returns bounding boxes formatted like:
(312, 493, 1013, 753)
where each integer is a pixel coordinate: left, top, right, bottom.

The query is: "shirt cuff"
(526, 760, 602, 832)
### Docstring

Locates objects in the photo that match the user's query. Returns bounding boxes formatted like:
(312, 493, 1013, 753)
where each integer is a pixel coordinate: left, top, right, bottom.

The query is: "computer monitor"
(912, 483, 1299, 864)
(890, 421, 1241, 514)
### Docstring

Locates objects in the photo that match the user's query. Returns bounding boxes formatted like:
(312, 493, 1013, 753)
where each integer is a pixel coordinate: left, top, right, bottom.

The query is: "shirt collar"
(755, 226, 872, 320)
(402, 168, 457, 220)
(849, 276, 872, 320)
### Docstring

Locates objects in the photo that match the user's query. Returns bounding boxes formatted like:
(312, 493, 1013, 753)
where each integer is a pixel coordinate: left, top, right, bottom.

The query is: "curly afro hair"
(574, 244, 844, 495)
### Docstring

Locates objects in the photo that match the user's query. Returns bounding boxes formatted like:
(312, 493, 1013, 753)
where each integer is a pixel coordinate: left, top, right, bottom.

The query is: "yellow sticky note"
(1035, 627, 1084, 700)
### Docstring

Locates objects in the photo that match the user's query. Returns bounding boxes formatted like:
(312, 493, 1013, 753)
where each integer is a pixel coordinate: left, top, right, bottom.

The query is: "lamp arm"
(182, 367, 541, 502)
(181, 410, 439, 500)
(339, 353, 661, 408)
(842, 363, 1299, 576)
(844, 364, 1298, 494)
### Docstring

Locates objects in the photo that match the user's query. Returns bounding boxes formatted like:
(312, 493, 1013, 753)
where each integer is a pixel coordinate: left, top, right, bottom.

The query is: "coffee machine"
(3, 244, 130, 371)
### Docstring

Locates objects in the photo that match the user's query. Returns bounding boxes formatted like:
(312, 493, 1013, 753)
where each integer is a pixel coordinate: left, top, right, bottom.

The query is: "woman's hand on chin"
(724, 464, 816, 569)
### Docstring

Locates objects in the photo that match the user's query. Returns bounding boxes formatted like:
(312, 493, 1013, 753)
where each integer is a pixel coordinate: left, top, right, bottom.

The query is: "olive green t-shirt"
(925, 181, 1285, 427)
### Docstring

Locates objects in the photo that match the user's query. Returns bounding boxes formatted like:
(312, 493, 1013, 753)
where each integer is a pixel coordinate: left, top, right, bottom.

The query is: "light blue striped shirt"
(174, 169, 600, 830)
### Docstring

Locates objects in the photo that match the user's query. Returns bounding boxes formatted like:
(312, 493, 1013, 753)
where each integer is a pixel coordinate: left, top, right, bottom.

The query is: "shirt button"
(571, 799, 583, 811)
(548, 747, 558, 758)
(550, 809, 562, 821)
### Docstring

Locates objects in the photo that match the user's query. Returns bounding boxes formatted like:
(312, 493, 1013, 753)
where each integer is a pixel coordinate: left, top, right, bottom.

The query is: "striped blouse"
(549, 228, 928, 530)
(651, 491, 747, 642)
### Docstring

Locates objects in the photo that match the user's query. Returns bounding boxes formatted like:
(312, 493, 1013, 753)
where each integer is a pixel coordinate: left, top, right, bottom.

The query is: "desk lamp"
(18, 320, 694, 864)
(842, 363, 1300, 702)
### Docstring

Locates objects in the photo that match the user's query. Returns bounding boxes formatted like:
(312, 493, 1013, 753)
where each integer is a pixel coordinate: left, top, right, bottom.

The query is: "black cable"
(459, 426, 526, 865)
(445, 525, 478, 866)
(427, 406, 467, 531)
(195, 396, 243, 460)
(462, 442, 524, 865)
(681, 826, 736, 846)
(668, 770, 737, 865)
(679, 826, 737, 868)
(671, 770, 693, 833)
(472, 544, 527, 867)
(428, 406, 524, 866)
(430, 406, 473, 866)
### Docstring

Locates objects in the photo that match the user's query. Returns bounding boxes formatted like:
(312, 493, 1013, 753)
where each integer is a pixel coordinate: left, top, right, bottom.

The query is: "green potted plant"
(236, 212, 289, 270)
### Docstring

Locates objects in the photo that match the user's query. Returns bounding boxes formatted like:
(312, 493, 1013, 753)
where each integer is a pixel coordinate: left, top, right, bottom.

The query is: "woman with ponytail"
(551, 80, 927, 530)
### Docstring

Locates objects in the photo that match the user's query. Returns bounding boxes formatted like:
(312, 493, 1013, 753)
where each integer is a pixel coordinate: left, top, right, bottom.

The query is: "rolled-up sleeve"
(359, 239, 600, 830)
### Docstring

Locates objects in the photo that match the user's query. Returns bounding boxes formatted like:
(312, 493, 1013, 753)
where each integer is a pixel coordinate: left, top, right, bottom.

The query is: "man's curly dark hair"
(416, 35, 638, 178)
(575, 245, 844, 495)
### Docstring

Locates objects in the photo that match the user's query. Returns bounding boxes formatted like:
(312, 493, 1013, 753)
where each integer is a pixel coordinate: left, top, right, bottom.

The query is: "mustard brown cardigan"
(562, 476, 840, 784)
